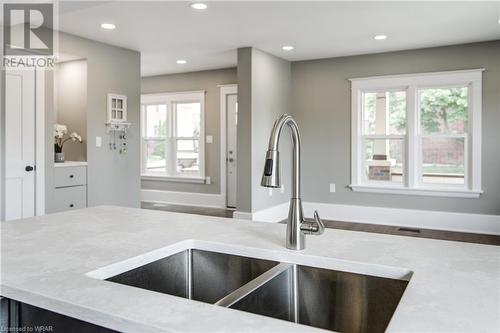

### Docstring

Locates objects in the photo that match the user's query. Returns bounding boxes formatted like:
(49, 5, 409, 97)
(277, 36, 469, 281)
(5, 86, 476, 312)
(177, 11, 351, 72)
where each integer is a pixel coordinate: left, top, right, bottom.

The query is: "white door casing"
(219, 84, 237, 208)
(5, 68, 36, 220)
(226, 93, 238, 208)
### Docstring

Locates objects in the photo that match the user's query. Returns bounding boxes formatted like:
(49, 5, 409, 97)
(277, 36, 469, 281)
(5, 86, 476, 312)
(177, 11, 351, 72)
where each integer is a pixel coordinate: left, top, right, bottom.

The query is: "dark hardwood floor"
(318, 220, 500, 246)
(141, 202, 500, 246)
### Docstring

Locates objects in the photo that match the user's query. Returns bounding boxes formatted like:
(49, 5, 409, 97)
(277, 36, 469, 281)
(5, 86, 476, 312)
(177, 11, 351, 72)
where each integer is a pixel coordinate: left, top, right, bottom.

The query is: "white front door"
(5, 69, 36, 220)
(226, 93, 238, 208)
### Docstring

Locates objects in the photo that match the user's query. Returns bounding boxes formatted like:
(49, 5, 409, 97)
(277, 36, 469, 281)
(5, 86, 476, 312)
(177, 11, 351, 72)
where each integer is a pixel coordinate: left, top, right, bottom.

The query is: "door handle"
(25, 165, 34, 172)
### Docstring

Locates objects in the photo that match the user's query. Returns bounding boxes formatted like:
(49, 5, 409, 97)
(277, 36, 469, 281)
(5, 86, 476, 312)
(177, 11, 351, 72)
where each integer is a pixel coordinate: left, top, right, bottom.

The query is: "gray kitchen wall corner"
(237, 47, 293, 213)
(45, 31, 141, 212)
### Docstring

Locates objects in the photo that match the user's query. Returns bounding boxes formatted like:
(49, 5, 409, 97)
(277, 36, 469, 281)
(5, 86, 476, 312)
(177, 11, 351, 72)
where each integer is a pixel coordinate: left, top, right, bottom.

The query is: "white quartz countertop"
(1, 206, 499, 333)
(54, 161, 88, 167)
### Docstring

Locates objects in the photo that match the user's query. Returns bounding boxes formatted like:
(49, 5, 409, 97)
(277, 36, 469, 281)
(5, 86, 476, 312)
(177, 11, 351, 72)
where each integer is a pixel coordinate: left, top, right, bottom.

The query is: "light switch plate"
(206, 135, 213, 144)
(205, 176, 211, 184)
(268, 188, 273, 196)
(329, 183, 336, 192)
(281, 184, 285, 193)
(96, 136, 102, 147)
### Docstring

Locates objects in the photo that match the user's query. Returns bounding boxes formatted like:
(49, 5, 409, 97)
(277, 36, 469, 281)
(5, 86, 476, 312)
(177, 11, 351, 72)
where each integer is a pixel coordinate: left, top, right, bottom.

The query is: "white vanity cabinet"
(53, 162, 88, 212)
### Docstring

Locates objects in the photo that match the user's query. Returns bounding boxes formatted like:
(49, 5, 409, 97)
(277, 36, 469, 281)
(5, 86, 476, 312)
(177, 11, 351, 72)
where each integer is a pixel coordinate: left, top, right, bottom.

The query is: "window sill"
(141, 175, 206, 184)
(349, 184, 482, 198)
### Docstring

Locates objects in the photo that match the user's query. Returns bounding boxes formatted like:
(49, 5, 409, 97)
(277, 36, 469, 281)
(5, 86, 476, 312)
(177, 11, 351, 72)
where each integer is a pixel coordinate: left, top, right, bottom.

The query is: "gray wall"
(46, 32, 141, 212)
(54, 59, 87, 161)
(141, 68, 237, 194)
(236, 48, 252, 212)
(291, 40, 500, 215)
(237, 47, 292, 213)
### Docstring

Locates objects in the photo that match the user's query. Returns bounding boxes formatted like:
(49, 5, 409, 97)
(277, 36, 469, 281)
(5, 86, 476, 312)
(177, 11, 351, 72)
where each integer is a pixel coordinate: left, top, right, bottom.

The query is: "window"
(350, 69, 483, 198)
(141, 91, 205, 182)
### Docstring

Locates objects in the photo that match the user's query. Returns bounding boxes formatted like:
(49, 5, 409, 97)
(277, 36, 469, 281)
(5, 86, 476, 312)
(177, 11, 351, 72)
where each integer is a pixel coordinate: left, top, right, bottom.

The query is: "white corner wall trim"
(141, 189, 225, 209)
(238, 201, 500, 235)
(234, 202, 289, 222)
(35, 69, 45, 216)
(232, 211, 253, 220)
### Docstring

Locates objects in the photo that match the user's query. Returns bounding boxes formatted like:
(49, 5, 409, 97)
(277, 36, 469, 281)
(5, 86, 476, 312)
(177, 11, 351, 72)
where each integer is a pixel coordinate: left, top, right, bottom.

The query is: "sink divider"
(185, 249, 193, 300)
(214, 262, 294, 308)
(292, 264, 299, 323)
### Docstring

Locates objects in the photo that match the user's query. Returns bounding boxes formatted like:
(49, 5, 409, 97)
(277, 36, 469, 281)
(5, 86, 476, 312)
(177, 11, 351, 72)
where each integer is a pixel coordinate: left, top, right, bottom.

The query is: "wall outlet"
(205, 176, 211, 184)
(96, 136, 102, 147)
(329, 183, 336, 192)
(206, 135, 213, 144)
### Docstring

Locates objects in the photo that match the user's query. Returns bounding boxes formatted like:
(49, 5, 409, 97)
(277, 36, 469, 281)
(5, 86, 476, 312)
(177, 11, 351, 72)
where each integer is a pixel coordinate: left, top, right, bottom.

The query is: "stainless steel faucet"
(261, 114, 324, 250)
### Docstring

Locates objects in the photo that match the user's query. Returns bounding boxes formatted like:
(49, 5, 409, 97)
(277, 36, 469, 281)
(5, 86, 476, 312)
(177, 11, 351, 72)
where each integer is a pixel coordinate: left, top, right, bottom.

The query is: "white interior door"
(5, 69, 36, 221)
(226, 93, 238, 208)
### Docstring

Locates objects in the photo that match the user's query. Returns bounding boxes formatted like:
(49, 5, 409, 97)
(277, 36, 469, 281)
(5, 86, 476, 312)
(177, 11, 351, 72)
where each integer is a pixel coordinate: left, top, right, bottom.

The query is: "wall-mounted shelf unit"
(105, 122, 131, 133)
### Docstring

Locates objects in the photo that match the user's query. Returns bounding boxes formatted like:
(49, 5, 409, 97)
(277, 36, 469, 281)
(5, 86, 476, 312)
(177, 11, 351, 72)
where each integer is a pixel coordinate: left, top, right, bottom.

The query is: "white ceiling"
(57, 1, 500, 77)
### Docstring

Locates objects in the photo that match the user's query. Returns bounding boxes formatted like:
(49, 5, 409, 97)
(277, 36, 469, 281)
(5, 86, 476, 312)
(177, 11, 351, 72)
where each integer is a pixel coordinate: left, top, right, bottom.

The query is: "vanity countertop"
(54, 161, 88, 168)
(1, 206, 499, 333)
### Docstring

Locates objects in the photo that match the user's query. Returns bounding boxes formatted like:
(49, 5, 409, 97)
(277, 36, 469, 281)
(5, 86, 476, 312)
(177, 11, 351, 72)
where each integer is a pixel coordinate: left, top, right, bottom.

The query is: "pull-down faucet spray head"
(261, 150, 280, 188)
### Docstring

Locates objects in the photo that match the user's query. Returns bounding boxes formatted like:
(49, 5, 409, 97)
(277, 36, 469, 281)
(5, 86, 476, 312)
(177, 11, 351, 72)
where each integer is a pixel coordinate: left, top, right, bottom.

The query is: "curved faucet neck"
(267, 114, 301, 199)
(262, 114, 324, 251)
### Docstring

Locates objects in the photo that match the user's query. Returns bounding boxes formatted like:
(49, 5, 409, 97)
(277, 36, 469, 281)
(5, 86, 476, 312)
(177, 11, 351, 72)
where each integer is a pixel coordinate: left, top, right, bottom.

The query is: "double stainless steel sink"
(106, 249, 409, 333)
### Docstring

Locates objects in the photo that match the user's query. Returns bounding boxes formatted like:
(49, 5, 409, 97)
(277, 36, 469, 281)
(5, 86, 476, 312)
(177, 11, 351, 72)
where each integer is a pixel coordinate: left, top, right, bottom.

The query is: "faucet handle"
(300, 210, 325, 235)
(313, 211, 325, 234)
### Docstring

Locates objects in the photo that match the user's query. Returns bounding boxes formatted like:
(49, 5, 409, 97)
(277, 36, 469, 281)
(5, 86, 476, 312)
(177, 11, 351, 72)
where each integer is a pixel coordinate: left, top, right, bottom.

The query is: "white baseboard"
(141, 189, 226, 209)
(234, 202, 289, 222)
(232, 211, 253, 220)
(253, 202, 289, 222)
(235, 201, 500, 236)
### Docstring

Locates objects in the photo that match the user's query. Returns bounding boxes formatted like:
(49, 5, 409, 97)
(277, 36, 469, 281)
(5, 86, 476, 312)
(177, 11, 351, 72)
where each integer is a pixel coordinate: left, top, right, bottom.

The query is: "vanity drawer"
(53, 186, 87, 212)
(54, 166, 87, 188)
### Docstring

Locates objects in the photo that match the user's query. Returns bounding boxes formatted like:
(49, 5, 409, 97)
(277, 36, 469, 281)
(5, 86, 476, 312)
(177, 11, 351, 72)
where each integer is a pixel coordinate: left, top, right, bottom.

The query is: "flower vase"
(54, 144, 65, 163)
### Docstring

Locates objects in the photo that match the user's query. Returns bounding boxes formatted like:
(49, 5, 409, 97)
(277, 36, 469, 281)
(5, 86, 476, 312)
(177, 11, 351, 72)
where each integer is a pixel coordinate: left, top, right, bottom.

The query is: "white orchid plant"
(54, 124, 83, 153)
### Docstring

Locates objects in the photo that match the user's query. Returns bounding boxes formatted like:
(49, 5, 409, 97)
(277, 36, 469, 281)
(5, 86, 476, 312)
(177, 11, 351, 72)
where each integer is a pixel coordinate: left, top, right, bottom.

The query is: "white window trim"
(349, 69, 484, 198)
(140, 90, 206, 182)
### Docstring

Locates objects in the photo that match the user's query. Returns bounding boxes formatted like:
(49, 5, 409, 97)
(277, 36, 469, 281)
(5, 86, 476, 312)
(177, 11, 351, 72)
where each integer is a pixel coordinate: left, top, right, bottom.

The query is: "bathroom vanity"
(1, 206, 498, 332)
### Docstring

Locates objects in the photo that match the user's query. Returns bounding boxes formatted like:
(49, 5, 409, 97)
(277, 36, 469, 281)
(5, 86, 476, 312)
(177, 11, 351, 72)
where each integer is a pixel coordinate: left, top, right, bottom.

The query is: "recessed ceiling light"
(100, 23, 116, 30)
(176, 59, 187, 65)
(374, 35, 387, 40)
(282, 45, 294, 51)
(190, 3, 207, 10)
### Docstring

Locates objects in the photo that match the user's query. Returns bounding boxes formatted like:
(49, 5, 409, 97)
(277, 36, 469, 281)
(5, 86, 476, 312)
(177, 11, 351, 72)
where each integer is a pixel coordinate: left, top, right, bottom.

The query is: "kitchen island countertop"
(1, 206, 499, 332)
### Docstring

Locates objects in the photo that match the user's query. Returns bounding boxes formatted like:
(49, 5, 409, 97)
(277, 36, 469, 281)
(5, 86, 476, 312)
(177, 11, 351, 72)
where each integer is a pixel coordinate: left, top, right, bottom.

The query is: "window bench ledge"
(141, 175, 206, 184)
(349, 184, 482, 198)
